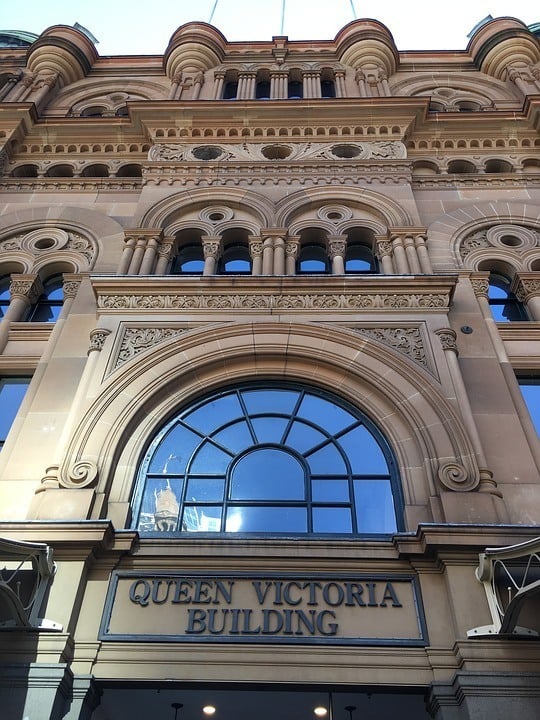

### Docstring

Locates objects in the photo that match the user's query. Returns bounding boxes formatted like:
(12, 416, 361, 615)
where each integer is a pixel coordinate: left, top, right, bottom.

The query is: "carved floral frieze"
(354, 326, 430, 372)
(114, 326, 185, 368)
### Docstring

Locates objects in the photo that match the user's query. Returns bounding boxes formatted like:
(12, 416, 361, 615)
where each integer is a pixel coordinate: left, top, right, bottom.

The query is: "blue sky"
(2, 0, 538, 54)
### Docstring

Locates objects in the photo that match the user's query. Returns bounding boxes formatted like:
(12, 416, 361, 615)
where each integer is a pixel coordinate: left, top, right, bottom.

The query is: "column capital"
(470, 272, 490, 299)
(327, 235, 347, 260)
(248, 236, 264, 257)
(202, 236, 222, 260)
(62, 273, 83, 299)
(512, 272, 540, 303)
(88, 327, 111, 354)
(435, 327, 458, 354)
(9, 274, 43, 303)
(124, 228, 163, 243)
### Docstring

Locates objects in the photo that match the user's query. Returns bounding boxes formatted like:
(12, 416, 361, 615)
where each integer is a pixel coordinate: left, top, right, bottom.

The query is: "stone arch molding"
(427, 201, 540, 270)
(0, 206, 126, 273)
(137, 185, 415, 234)
(57, 322, 480, 522)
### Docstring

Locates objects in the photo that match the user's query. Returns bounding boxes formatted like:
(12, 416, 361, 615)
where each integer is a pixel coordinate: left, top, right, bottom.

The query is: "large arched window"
(133, 385, 401, 536)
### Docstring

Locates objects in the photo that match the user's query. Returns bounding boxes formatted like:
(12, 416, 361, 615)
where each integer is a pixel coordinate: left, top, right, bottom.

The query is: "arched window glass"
(345, 246, 377, 273)
(172, 246, 205, 275)
(297, 245, 328, 274)
(488, 274, 527, 322)
(28, 275, 63, 323)
(219, 246, 251, 274)
(288, 80, 303, 100)
(321, 79, 336, 99)
(223, 82, 238, 100)
(256, 80, 271, 100)
(0, 277, 10, 318)
(133, 385, 401, 536)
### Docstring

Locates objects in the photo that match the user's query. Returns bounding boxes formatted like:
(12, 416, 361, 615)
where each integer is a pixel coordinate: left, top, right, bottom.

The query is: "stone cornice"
(92, 275, 456, 314)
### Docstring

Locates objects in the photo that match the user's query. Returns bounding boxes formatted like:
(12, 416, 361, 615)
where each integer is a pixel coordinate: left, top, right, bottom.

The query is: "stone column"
(274, 237, 286, 275)
(29, 73, 58, 109)
(334, 70, 346, 98)
(6, 71, 35, 101)
(508, 65, 534, 95)
(285, 237, 300, 275)
(0, 74, 18, 101)
(213, 71, 225, 99)
(473, 274, 540, 472)
(415, 233, 433, 274)
(262, 236, 274, 275)
(513, 273, 540, 321)
(38, 326, 112, 494)
(0, 274, 42, 354)
(403, 234, 422, 274)
(355, 69, 367, 97)
(435, 327, 498, 496)
(270, 72, 287, 99)
(390, 234, 410, 274)
(117, 234, 136, 275)
(379, 69, 391, 96)
(375, 238, 394, 274)
(168, 71, 182, 100)
(155, 237, 176, 275)
(191, 72, 204, 100)
(249, 237, 263, 276)
(237, 73, 256, 100)
(202, 236, 222, 276)
(139, 233, 162, 275)
(327, 235, 347, 275)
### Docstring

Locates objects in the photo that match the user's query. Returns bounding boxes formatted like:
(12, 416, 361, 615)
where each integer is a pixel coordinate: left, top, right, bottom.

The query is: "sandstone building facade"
(0, 15, 540, 720)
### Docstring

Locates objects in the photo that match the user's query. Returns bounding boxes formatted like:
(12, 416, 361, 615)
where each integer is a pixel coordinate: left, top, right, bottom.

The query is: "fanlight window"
(133, 385, 401, 536)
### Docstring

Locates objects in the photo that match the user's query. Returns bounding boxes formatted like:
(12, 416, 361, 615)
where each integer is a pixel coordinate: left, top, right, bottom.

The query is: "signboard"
(100, 572, 427, 646)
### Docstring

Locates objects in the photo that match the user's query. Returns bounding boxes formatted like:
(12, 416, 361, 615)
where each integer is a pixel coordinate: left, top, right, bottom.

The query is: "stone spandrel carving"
(459, 229, 489, 260)
(115, 327, 185, 368)
(460, 225, 540, 261)
(357, 327, 429, 370)
(148, 141, 407, 163)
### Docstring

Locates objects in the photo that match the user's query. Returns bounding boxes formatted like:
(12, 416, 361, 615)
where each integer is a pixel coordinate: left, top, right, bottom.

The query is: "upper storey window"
(297, 244, 328, 274)
(345, 246, 377, 273)
(28, 276, 63, 323)
(172, 245, 205, 275)
(133, 385, 400, 536)
(488, 274, 527, 322)
(0, 277, 9, 318)
(0, 377, 31, 451)
(223, 81, 238, 100)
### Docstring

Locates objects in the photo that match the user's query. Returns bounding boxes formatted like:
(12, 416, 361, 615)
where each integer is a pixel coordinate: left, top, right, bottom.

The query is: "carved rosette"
(60, 459, 98, 489)
(88, 328, 111, 354)
(437, 461, 479, 492)
(115, 327, 185, 368)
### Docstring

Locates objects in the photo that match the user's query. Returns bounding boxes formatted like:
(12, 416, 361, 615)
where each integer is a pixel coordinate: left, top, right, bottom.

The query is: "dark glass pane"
(30, 302, 62, 322)
(212, 420, 254, 453)
(148, 423, 201, 473)
(47, 285, 63, 300)
(354, 479, 397, 533)
(488, 284, 508, 300)
(190, 442, 232, 473)
(338, 425, 388, 474)
(312, 507, 352, 533)
(182, 505, 222, 532)
(285, 420, 327, 453)
(186, 477, 225, 502)
(0, 377, 31, 441)
(242, 389, 299, 415)
(226, 506, 307, 532)
(250, 416, 289, 444)
(306, 443, 346, 474)
(321, 80, 336, 98)
(138, 478, 183, 532)
(312, 479, 349, 502)
(184, 393, 243, 433)
(223, 82, 238, 99)
(0, 280, 10, 318)
(298, 394, 356, 433)
(231, 448, 305, 500)
(519, 382, 540, 435)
